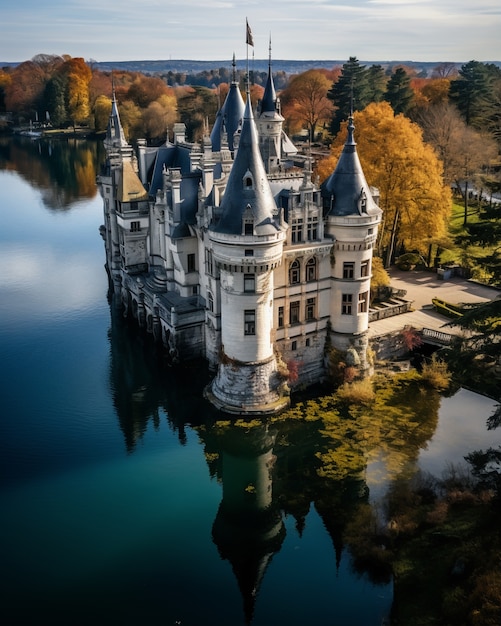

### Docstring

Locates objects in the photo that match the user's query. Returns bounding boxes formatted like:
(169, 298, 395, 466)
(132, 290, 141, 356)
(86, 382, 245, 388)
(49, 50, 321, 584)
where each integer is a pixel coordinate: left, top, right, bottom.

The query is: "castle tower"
(256, 38, 285, 174)
(321, 114, 382, 371)
(98, 89, 150, 310)
(206, 91, 289, 414)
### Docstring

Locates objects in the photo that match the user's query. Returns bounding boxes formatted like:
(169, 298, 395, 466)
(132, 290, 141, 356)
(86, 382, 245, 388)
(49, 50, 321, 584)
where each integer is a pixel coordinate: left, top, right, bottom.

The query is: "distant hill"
(3, 58, 500, 77)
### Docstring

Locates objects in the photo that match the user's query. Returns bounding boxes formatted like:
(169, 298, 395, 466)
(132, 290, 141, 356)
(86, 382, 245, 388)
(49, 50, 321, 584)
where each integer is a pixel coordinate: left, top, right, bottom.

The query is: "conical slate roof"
(321, 116, 380, 217)
(212, 93, 281, 236)
(104, 93, 128, 151)
(210, 58, 245, 152)
(260, 64, 277, 114)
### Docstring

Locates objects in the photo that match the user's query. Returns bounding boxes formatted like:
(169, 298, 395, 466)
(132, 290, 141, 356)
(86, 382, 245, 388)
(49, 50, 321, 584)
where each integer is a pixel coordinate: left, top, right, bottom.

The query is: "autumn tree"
(328, 57, 371, 135)
(59, 57, 92, 125)
(280, 69, 333, 141)
(4, 59, 49, 120)
(317, 101, 452, 266)
(0, 69, 12, 113)
(177, 86, 218, 142)
(93, 94, 112, 133)
(141, 93, 178, 141)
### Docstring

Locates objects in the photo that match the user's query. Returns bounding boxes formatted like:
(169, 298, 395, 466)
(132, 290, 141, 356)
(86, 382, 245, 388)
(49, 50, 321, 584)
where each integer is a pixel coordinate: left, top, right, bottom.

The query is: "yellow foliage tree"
(317, 102, 451, 266)
(64, 58, 92, 124)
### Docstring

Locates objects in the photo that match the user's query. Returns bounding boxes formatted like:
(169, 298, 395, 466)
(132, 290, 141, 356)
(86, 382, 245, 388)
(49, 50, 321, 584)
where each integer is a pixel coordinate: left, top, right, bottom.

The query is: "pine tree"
(384, 68, 414, 115)
(327, 57, 370, 135)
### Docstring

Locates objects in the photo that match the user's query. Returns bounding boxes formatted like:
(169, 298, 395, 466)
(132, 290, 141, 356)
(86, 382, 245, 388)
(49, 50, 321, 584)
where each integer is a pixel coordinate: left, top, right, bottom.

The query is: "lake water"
(1, 136, 499, 626)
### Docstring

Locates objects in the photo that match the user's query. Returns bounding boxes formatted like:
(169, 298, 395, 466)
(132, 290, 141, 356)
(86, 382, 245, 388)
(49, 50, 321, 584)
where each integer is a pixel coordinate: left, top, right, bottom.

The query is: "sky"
(1, 0, 499, 64)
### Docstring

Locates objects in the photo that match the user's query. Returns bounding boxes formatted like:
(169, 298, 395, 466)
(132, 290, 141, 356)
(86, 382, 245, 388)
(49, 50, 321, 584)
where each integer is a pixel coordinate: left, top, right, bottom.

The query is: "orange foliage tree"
(280, 69, 333, 141)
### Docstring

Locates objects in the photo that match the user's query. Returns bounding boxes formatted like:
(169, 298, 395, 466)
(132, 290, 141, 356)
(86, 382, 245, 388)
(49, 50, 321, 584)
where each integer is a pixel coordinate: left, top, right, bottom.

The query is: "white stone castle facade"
(98, 56, 382, 414)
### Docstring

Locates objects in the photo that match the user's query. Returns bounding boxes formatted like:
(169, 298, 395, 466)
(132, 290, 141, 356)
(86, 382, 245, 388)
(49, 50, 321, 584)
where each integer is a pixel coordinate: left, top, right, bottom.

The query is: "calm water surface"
(1, 137, 499, 626)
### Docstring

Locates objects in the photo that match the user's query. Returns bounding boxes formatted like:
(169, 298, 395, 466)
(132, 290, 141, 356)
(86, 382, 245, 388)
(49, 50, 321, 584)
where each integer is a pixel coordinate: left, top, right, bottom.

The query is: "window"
(342, 293, 353, 315)
(291, 340, 297, 351)
(207, 292, 214, 312)
(289, 259, 301, 285)
(343, 262, 354, 279)
(278, 306, 284, 328)
(130, 201, 138, 211)
(291, 218, 303, 243)
(244, 310, 256, 335)
(358, 291, 368, 313)
(244, 222, 253, 235)
(205, 249, 214, 275)
(187, 253, 196, 273)
(289, 301, 300, 325)
(306, 257, 317, 282)
(245, 249, 254, 257)
(305, 297, 316, 321)
(130, 221, 141, 232)
(307, 216, 318, 241)
(244, 274, 255, 293)
(305, 338, 311, 347)
(361, 259, 370, 277)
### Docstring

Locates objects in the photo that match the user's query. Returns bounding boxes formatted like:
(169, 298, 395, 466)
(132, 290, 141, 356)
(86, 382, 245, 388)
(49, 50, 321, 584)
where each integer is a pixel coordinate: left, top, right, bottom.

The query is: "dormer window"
(360, 190, 367, 213)
(243, 169, 254, 189)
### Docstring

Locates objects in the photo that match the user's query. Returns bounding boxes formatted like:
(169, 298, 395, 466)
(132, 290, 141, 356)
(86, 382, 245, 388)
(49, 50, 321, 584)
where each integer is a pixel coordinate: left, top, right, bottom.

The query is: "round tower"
(321, 115, 382, 372)
(255, 39, 285, 173)
(206, 92, 288, 414)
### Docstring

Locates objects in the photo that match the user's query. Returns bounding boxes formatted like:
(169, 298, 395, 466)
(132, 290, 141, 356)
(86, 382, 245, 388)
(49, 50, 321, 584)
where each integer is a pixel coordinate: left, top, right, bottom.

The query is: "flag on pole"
(246, 19, 254, 47)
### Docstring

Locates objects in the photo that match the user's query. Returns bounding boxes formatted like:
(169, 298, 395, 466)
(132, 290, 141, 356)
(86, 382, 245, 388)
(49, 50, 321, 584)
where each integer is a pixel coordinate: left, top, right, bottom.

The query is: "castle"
(98, 52, 382, 415)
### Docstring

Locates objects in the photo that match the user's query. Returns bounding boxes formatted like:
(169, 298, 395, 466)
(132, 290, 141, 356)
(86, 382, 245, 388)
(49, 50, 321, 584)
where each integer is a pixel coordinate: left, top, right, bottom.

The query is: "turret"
(210, 54, 245, 154)
(321, 115, 382, 372)
(206, 91, 289, 414)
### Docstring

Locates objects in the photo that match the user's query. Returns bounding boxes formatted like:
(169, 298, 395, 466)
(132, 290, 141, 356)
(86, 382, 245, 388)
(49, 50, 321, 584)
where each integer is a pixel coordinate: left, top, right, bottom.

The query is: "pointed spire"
(260, 34, 277, 114)
(210, 55, 245, 152)
(104, 75, 128, 151)
(232, 52, 237, 83)
(212, 92, 280, 236)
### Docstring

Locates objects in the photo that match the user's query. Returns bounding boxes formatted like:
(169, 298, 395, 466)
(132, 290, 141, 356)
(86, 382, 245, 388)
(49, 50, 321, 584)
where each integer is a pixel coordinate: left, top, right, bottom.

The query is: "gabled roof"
(212, 93, 281, 236)
(321, 117, 380, 217)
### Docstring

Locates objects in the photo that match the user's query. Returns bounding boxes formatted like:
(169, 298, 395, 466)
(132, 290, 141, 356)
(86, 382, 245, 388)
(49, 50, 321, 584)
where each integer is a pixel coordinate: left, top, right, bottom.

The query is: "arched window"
(207, 291, 214, 312)
(306, 257, 317, 282)
(289, 259, 301, 284)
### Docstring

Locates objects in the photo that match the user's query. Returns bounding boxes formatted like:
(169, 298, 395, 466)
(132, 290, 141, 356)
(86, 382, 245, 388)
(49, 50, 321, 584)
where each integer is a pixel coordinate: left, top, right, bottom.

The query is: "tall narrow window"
(307, 216, 318, 240)
(361, 259, 370, 277)
(244, 274, 255, 293)
(305, 297, 316, 321)
(244, 222, 253, 235)
(289, 259, 301, 284)
(289, 301, 300, 325)
(244, 310, 256, 335)
(187, 253, 196, 272)
(205, 249, 214, 275)
(207, 292, 214, 312)
(291, 218, 303, 243)
(358, 291, 368, 313)
(342, 294, 353, 315)
(278, 306, 284, 328)
(306, 257, 317, 282)
(343, 262, 354, 279)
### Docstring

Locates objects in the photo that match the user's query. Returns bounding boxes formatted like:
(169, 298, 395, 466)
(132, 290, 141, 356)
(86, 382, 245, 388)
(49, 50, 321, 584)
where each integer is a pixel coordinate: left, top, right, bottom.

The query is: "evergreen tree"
(384, 68, 414, 115)
(449, 61, 499, 129)
(366, 64, 387, 103)
(327, 57, 370, 135)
